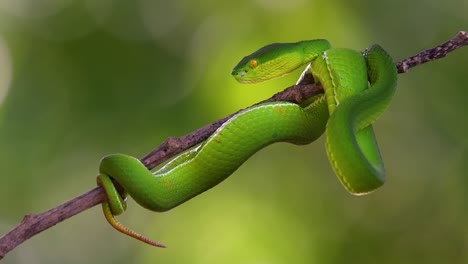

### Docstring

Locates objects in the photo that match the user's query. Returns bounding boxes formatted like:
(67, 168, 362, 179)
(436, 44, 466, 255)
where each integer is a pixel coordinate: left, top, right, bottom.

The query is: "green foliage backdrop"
(0, 0, 467, 263)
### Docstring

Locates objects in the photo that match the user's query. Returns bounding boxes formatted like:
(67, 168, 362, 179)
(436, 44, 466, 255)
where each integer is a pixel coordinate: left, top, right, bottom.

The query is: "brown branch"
(0, 187, 106, 260)
(1, 30, 467, 260)
(396, 31, 468, 73)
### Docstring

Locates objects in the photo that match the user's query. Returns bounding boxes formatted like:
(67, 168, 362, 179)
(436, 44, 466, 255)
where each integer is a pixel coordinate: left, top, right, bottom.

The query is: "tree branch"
(1, 31, 467, 260)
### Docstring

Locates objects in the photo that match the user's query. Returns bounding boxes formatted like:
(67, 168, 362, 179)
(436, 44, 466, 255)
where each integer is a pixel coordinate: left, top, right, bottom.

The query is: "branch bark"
(1, 31, 467, 260)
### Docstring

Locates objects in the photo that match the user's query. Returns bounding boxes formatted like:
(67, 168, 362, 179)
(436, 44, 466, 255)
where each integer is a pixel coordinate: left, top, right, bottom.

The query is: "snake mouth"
(232, 69, 252, 83)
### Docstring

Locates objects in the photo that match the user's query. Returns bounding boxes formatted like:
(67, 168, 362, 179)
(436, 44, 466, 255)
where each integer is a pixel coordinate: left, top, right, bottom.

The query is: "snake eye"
(249, 59, 258, 68)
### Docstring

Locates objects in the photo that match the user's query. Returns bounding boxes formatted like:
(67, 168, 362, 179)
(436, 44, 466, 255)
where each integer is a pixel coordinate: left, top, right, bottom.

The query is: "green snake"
(96, 39, 397, 247)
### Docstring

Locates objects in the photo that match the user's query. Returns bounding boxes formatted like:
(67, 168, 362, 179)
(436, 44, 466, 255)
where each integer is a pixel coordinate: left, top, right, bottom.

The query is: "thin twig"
(0, 31, 467, 260)
(396, 31, 468, 73)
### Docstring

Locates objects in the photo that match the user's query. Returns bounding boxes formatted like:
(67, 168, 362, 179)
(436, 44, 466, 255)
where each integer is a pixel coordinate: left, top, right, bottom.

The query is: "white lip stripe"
(323, 51, 340, 107)
(295, 63, 311, 85)
(155, 102, 297, 177)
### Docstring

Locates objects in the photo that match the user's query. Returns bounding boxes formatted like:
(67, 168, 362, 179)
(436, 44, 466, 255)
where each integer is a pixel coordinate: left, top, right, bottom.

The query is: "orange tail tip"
(102, 203, 166, 248)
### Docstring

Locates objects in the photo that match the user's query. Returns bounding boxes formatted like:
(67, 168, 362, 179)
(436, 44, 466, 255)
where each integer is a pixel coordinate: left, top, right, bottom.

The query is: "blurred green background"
(0, 0, 467, 263)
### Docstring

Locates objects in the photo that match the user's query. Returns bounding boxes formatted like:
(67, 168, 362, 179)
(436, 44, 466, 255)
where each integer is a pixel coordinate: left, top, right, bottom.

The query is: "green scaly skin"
(99, 97, 328, 212)
(97, 39, 397, 246)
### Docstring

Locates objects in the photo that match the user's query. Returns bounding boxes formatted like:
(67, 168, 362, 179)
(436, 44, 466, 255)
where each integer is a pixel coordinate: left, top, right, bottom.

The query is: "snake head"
(231, 57, 257, 83)
(231, 42, 304, 84)
(231, 40, 330, 84)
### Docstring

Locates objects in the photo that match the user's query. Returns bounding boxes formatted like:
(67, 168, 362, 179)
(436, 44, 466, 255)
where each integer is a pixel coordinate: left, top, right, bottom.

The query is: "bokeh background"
(0, 0, 467, 263)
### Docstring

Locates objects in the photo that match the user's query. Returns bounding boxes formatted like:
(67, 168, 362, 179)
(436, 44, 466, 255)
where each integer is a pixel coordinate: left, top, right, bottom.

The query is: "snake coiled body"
(96, 39, 397, 246)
